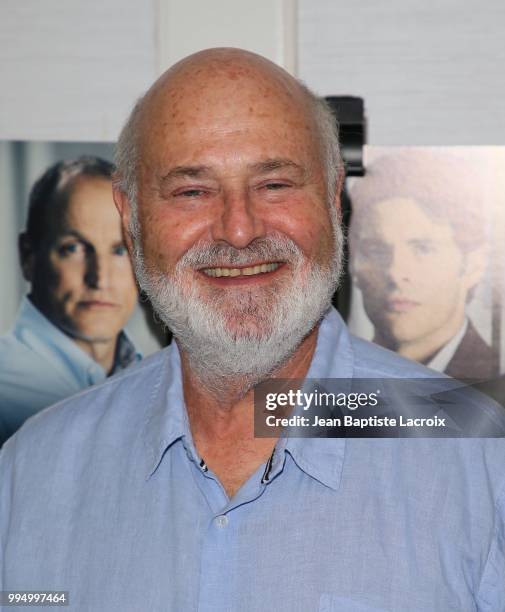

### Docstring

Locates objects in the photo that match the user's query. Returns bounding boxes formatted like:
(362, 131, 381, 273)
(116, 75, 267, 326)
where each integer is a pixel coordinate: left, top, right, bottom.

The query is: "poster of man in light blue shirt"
(0, 157, 140, 445)
(1, 49, 505, 611)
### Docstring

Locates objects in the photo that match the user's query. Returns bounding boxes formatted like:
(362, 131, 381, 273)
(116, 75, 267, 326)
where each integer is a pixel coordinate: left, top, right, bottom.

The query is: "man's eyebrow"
(58, 229, 87, 242)
(159, 159, 307, 182)
(160, 166, 213, 181)
(249, 158, 306, 174)
(57, 229, 96, 248)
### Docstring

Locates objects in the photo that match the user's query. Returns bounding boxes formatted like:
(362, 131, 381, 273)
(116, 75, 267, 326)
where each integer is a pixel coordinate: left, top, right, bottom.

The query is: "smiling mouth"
(201, 262, 281, 278)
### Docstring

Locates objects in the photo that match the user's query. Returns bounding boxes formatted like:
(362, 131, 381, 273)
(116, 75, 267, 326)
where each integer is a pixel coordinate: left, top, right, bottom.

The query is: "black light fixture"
(325, 96, 367, 319)
(325, 96, 366, 178)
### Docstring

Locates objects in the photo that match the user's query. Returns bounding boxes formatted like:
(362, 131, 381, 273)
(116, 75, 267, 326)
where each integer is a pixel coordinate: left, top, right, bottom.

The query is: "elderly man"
(349, 150, 496, 380)
(1, 50, 504, 611)
(0, 157, 140, 445)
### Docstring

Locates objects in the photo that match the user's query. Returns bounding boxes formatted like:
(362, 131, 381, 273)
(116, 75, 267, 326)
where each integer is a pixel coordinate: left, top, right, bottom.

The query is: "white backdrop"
(298, 0, 505, 145)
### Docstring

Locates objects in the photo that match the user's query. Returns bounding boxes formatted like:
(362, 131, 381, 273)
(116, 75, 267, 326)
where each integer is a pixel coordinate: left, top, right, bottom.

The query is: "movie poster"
(347, 146, 505, 381)
(0, 140, 165, 356)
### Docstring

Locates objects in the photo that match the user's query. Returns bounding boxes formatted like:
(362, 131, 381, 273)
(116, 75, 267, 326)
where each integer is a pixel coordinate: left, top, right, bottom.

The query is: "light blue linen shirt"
(1, 307, 504, 611)
(0, 297, 141, 444)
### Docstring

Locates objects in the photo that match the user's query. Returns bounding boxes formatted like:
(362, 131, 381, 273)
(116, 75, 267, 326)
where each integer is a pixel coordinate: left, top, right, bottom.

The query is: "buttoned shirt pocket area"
(319, 594, 389, 612)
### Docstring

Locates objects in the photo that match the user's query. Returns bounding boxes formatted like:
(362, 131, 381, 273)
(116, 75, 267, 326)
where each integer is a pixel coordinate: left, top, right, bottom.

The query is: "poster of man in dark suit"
(348, 147, 504, 380)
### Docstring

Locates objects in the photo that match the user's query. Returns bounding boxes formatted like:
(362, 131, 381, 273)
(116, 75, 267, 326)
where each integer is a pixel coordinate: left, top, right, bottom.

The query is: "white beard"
(131, 219, 344, 394)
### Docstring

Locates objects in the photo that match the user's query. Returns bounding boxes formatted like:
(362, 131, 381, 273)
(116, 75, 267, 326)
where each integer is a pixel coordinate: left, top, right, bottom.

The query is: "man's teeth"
(203, 263, 280, 278)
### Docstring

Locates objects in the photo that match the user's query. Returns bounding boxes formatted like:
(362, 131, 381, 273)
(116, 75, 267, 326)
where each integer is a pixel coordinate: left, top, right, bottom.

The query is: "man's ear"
(462, 245, 488, 293)
(112, 180, 134, 252)
(18, 232, 35, 282)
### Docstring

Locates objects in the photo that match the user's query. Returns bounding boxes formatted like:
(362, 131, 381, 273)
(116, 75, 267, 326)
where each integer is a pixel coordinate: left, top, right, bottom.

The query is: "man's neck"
(375, 314, 466, 364)
(179, 325, 320, 497)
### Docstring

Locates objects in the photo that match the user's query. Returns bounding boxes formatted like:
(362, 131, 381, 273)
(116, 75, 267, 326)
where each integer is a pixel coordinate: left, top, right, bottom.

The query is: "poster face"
(347, 146, 505, 381)
(0, 141, 165, 355)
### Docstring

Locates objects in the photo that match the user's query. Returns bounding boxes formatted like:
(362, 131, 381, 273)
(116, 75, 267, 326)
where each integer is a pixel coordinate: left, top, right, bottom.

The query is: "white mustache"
(176, 234, 303, 270)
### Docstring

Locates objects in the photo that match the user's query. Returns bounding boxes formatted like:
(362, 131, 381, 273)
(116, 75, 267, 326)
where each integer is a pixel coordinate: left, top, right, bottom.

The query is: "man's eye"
(57, 243, 81, 256)
(361, 241, 389, 261)
(113, 244, 128, 256)
(264, 182, 288, 190)
(174, 189, 207, 198)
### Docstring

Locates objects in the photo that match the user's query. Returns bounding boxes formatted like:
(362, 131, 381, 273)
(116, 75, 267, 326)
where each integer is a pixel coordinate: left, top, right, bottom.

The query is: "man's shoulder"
(0, 330, 54, 397)
(349, 334, 439, 379)
(347, 333, 505, 440)
(0, 328, 31, 363)
(0, 313, 66, 387)
(446, 320, 498, 379)
(318, 308, 439, 380)
(6, 347, 170, 448)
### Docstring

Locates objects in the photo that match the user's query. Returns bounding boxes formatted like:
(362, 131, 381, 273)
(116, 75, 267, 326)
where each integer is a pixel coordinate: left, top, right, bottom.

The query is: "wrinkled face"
(351, 197, 474, 346)
(115, 64, 343, 382)
(31, 177, 138, 342)
(130, 71, 339, 342)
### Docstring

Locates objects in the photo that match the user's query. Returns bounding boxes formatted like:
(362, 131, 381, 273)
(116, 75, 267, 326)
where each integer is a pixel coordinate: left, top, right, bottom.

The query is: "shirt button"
(215, 515, 229, 528)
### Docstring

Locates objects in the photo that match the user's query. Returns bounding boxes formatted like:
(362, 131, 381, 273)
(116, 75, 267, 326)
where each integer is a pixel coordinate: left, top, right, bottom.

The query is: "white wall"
(0, 0, 295, 142)
(1, 2, 504, 143)
(299, 0, 505, 145)
(0, 0, 157, 142)
(156, 0, 297, 75)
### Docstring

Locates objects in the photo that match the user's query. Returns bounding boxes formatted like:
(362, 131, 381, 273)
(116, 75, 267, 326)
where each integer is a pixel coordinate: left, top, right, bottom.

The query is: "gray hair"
(303, 88, 344, 208)
(114, 83, 343, 235)
(114, 97, 143, 236)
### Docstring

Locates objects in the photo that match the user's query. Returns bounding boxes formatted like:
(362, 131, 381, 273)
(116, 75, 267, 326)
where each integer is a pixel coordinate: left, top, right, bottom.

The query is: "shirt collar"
(14, 296, 140, 386)
(143, 307, 353, 490)
(427, 318, 468, 372)
(112, 331, 141, 373)
(143, 343, 193, 478)
(281, 307, 352, 491)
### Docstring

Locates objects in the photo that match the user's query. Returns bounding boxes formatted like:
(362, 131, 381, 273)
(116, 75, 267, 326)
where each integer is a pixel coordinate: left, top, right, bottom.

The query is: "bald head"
(112, 48, 344, 385)
(114, 48, 342, 217)
(144, 48, 305, 117)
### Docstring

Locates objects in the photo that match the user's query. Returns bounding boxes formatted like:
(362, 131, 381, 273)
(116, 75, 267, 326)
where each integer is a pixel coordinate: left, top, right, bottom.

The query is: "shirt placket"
(182, 440, 286, 612)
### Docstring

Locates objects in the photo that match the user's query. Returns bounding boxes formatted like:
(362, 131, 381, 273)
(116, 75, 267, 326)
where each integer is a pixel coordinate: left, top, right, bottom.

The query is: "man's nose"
(211, 187, 266, 248)
(84, 252, 110, 290)
(386, 247, 412, 285)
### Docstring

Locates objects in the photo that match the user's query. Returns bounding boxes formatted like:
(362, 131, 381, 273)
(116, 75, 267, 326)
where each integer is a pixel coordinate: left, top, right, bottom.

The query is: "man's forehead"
(42, 177, 112, 230)
(138, 51, 312, 142)
(357, 214, 455, 245)
(146, 48, 301, 104)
